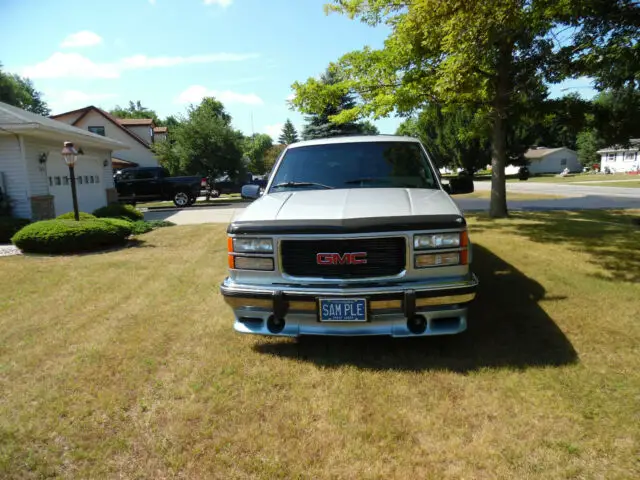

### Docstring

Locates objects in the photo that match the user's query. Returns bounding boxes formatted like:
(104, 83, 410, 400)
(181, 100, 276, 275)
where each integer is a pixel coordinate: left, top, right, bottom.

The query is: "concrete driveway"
(143, 202, 249, 225)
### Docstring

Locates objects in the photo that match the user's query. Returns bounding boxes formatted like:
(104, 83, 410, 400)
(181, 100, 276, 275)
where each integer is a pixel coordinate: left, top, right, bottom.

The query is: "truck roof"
(286, 135, 421, 149)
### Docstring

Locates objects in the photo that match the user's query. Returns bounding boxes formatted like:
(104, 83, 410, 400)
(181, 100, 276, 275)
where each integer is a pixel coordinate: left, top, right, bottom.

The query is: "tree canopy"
(243, 133, 273, 175)
(0, 63, 50, 116)
(291, 0, 639, 218)
(152, 97, 245, 180)
(110, 100, 160, 124)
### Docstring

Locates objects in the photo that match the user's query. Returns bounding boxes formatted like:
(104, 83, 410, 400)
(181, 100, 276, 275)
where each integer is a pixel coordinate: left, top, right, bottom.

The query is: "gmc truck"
(220, 135, 478, 337)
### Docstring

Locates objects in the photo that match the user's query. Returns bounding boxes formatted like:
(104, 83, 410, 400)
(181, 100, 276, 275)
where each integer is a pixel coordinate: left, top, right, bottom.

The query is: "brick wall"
(30, 195, 55, 220)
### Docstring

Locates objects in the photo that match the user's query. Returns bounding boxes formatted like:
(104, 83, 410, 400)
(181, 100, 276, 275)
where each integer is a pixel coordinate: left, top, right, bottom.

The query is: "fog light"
(415, 252, 460, 268)
(234, 256, 274, 271)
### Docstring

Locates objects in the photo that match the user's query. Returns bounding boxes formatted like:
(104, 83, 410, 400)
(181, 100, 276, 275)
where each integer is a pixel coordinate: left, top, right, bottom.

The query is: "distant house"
(523, 147, 581, 174)
(51, 106, 163, 169)
(0, 101, 127, 219)
(597, 139, 640, 173)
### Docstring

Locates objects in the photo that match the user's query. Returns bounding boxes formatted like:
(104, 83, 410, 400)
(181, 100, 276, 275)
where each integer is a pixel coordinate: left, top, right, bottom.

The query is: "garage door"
(46, 153, 107, 216)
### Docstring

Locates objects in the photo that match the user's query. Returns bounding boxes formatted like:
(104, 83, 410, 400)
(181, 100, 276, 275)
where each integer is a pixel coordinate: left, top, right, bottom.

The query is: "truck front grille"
(280, 237, 406, 279)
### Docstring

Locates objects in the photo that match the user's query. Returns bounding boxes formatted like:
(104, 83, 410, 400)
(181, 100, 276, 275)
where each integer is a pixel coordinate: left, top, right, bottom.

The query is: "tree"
(576, 129, 605, 168)
(110, 100, 159, 123)
(0, 63, 50, 115)
(300, 68, 374, 140)
(291, 1, 637, 218)
(152, 97, 244, 180)
(243, 133, 273, 174)
(278, 119, 299, 144)
(264, 144, 287, 173)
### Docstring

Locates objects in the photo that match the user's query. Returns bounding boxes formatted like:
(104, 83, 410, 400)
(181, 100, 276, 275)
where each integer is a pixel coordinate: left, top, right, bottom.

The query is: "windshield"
(269, 141, 439, 192)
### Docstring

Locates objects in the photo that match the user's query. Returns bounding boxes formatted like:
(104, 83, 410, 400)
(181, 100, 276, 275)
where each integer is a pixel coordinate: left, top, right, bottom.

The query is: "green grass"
(582, 181, 640, 188)
(504, 173, 635, 184)
(1, 211, 639, 478)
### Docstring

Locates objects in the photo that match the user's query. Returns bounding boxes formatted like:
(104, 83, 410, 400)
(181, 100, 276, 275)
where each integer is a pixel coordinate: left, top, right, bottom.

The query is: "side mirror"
(241, 184, 262, 199)
(447, 175, 474, 195)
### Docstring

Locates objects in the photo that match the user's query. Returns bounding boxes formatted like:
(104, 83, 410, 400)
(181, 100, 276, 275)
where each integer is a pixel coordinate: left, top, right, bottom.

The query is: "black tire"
(173, 191, 190, 208)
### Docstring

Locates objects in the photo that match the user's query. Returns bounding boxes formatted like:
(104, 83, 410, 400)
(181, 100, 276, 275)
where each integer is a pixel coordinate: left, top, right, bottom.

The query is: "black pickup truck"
(113, 167, 204, 207)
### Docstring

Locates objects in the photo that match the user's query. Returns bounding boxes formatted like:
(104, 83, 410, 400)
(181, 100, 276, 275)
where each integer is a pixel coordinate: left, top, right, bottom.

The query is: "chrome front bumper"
(220, 274, 478, 337)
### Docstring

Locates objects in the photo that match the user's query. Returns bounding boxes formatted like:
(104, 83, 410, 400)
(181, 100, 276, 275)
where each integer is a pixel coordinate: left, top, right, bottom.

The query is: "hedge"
(0, 217, 30, 243)
(56, 212, 96, 221)
(99, 218, 134, 237)
(93, 203, 144, 222)
(11, 219, 131, 254)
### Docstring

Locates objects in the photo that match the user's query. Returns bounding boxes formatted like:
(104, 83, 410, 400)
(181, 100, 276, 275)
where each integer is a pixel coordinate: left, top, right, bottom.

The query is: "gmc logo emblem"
(316, 252, 368, 265)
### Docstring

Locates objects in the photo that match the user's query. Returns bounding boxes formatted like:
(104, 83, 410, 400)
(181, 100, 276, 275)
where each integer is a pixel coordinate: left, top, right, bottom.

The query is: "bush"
(93, 203, 144, 222)
(146, 220, 176, 229)
(0, 217, 30, 243)
(11, 219, 130, 254)
(99, 218, 134, 237)
(130, 220, 176, 235)
(56, 212, 96, 221)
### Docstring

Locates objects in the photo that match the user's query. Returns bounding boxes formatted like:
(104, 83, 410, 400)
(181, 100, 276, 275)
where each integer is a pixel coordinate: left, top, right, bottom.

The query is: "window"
(270, 141, 439, 193)
(63, 177, 69, 186)
(133, 169, 157, 180)
(560, 158, 567, 167)
(48, 177, 53, 186)
(78, 176, 83, 185)
(84, 175, 89, 183)
(607, 153, 615, 162)
(88, 126, 105, 136)
(624, 151, 636, 161)
(54, 176, 61, 185)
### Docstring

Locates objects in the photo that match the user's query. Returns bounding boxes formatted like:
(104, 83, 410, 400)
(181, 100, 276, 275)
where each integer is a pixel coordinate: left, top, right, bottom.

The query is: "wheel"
(173, 191, 190, 208)
(210, 189, 220, 198)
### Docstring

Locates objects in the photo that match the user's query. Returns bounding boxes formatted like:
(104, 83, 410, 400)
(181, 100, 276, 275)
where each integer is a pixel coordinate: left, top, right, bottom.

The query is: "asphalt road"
(143, 183, 639, 225)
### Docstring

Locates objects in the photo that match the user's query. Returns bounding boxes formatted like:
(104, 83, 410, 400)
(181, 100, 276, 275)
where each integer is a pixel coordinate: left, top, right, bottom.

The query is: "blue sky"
(2, 0, 596, 140)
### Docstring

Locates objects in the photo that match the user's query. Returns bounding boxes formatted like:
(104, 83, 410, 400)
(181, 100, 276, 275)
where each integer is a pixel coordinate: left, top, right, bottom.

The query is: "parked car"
(113, 167, 203, 207)
(221, 135, 478, 338)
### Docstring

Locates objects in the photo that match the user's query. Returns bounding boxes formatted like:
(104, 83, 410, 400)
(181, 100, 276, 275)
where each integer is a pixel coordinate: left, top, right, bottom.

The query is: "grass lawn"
(504, 173, 635, 184)
(1, 210, 639, 478)
(582, 181, 640, 188)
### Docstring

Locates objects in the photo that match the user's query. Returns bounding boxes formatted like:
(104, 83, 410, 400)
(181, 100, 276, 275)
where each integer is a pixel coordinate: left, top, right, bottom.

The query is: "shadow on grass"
(253, 245, 577, 372)
(470, 210, 640, 283)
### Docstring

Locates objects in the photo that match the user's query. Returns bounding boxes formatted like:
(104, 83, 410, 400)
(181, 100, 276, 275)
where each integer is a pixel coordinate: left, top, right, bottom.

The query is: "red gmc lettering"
(316, 252, 368, 265)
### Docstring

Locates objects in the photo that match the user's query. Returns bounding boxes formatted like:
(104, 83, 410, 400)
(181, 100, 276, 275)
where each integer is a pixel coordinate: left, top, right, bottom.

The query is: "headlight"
(414, 233, 461, 249)
(233, 256, 274, 271)
(233, 237, 274, 253)
(415, 252, 460, 268)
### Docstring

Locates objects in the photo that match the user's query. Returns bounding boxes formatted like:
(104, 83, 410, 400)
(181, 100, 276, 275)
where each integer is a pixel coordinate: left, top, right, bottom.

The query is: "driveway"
(144, 203, 249, 225)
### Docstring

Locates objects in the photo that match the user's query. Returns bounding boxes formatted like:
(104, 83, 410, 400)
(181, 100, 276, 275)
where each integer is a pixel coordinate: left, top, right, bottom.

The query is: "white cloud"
(21, 52, 120, 79)
(286, 93, 296, 102)
(61, 31, 103, 48)
(46, 90, 118, 114)
(176, 85, 264, 106)
(263, 123, 284, 141)
(19, 52, 258, 79)
(204, 0, 233, 6)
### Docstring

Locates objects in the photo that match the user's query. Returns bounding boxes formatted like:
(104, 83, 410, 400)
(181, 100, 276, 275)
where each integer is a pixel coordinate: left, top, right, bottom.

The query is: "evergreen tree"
(278, 119, 299, 144)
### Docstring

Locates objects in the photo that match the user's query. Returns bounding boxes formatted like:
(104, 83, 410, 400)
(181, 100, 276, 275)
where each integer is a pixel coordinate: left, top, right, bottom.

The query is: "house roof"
(50, 106, 151, 149)
(524, 147, 574, 159)
(0, 101, 128, 150)
(111, 157, 139, 168)
(597, 138, 640, 154)
(153, 126, 168, 133)
(117, 118, 155, 126)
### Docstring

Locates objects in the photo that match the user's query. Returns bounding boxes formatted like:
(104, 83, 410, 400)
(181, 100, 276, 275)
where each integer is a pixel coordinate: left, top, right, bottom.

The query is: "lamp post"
(61, 141, 80, 221)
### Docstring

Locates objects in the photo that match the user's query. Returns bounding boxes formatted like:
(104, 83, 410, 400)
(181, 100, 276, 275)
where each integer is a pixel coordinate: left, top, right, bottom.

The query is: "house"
(51, 106, 160, 169)
(0, 101, 128, 220)
(597, 139, 640, 173)
(523, 147, 581, 174)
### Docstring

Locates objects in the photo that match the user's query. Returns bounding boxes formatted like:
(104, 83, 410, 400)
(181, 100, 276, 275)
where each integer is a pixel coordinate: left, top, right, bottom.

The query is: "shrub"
(98, 218, 134, 237)
(56, 212, 96, 221)
(11, 219, 130, 254)
(130, 221, 154, 235)
(0, 217, 30, 243)
(146, 220, 176, 229)
(93, 203, 144, 222)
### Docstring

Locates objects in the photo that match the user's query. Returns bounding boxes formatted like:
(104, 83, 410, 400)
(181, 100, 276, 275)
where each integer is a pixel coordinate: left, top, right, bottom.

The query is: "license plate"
(318, 298, 367, 322)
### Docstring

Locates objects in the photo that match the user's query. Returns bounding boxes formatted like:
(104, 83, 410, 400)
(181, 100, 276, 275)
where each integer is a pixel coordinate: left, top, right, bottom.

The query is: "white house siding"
(0, 134, 31, 218)
(56, 110, 158, 168)
(527, 150, 581, 174)
(23, 139, 54, 198)
(599, 150, 639, 173)
(126, 125, 153, 144)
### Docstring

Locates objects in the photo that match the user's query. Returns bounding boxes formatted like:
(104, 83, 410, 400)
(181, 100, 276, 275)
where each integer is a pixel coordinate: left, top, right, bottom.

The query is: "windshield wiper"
(271, 181, 334, 189)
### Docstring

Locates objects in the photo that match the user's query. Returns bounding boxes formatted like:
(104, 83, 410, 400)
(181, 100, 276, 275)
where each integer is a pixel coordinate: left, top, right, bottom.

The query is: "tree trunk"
(489, 42, 512, 219)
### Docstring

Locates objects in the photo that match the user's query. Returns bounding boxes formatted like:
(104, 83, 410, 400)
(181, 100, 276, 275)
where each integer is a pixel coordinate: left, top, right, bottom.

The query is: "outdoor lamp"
(61, 141, 80, 221)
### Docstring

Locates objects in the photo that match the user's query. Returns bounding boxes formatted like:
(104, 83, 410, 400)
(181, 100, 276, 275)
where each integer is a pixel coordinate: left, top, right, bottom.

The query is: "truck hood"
(230, 188, 465, 234)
